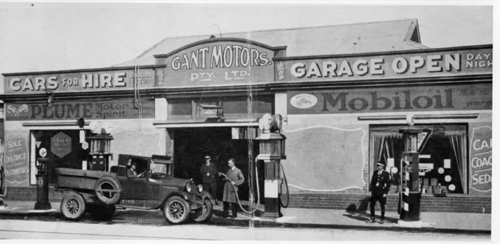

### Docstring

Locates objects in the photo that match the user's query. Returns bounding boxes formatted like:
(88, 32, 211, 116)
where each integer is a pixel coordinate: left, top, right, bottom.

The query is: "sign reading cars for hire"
(5, 98, 155, 121)
(4, 68, 155, 94)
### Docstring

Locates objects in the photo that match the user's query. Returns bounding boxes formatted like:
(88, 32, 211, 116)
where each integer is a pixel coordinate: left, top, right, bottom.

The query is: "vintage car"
(55, 154, 214, 224)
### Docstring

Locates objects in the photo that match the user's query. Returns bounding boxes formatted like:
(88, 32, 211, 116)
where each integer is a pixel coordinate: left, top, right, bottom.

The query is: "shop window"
(223, 97, 247, 117)
(370, 124, 467, 195)
(168, 99, 193, 120)
(167, 95, 274, 121)
(252, 96, 274, 115)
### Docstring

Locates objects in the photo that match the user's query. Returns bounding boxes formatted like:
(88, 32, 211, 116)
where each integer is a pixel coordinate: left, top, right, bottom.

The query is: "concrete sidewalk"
(0, 200, 491, 234)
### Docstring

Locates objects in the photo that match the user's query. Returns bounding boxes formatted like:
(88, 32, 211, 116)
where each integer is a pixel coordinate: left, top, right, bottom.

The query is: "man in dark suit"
(200, 155, 219, 205)
(369, 161, 391, 224)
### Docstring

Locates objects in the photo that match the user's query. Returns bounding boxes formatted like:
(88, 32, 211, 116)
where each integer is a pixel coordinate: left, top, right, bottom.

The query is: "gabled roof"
(115, 18, 427, 67)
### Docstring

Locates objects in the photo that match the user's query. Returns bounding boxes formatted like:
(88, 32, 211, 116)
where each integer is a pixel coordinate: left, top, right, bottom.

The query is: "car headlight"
(197, 184, 203, 193)
(186, 182, 192, 193)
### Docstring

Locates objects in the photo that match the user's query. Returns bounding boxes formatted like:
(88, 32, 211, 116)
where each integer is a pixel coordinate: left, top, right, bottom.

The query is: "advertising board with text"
(276, 46, 491, 82)
(5, 98, 154, 121)
(288, 83, 491, 114)
(154, 38, 285, 87)
(3, 68, 156, 94)
(469, 126, 492, 195)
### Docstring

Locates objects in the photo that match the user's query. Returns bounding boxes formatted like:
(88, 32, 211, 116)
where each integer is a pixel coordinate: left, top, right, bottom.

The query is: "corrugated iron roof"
(115, 19, 427, 67)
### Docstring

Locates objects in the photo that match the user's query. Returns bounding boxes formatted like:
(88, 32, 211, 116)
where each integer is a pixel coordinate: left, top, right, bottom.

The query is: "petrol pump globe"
(256, 133, 287, 160)
(88, 128, 114, 155)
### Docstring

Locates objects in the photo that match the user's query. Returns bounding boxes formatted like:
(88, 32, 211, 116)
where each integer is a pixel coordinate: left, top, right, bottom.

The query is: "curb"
(209, 216, 491, 235)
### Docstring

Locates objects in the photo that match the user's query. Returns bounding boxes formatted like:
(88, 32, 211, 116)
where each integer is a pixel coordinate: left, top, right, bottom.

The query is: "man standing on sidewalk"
(220, 158, 244, 218)
(369, 161, 391, 224)
(200, 155, 219, 205)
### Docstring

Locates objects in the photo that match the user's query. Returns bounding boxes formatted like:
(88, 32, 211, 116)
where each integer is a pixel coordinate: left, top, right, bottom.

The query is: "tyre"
(88, 205, 116, 221)
(94, 176, 122, 205)
(190, 198, 213, 223)
(163, 196, 191, 224)
(61, 191, 86, 221)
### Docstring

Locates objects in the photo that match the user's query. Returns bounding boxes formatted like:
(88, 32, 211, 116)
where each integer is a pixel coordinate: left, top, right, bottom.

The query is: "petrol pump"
(87, 128, 114, 171)
(398, 128, 422, 222)
(255, 113, 286, 219)
(34, 147, 51, 210)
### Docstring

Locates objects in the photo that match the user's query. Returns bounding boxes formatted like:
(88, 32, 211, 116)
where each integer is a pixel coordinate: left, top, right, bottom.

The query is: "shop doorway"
(172, 127, 263, 202)
(30, 130, 90, 185)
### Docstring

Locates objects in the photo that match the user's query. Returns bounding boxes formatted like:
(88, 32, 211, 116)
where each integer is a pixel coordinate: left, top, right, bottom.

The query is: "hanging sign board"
(198, 104, 223, 117)
(51, 132, 72, 158)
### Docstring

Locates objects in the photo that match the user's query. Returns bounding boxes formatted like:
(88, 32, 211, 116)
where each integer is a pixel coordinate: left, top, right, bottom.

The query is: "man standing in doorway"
(220, 158, 244, 218)
(200, 155, 219, 205)
(369, 161, 391, 224)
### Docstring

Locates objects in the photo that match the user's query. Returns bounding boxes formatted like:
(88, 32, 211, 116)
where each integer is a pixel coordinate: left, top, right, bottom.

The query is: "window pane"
(168, 99, 192, 116)
(252, 96, 273, 114)
(223, 97, 247, 115)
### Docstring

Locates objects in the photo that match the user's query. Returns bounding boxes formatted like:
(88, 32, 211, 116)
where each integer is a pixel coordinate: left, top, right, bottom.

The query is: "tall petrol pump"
(255, 113, 286, 219)
(34, 147, 51, 210)
(398, 128, 422, 222)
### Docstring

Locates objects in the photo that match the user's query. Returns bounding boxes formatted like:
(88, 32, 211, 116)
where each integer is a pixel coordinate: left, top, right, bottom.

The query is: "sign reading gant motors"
(276, 46, 492, 82)
(154, 38, 286, 87)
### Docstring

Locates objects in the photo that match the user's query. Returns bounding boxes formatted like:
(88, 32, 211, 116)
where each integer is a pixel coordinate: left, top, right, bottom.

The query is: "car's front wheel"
(190, 198, 213, 223)
(163, 196, 191, 224)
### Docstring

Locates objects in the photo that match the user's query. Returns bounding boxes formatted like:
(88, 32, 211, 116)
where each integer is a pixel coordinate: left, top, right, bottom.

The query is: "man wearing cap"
(369, 161, 391, 224)
(200, 155, 219, 205)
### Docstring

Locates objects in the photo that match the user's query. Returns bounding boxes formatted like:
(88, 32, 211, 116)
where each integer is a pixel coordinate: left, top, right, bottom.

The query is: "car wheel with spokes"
(61, 191, 86, 221)
(163, 196, 191, 224)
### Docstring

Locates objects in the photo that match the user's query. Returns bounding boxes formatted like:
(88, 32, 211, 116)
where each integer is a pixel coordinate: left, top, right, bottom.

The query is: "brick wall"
(6, 187, 491, 213)
(5, 187, 64, 202)
(288, 193, 491, 213)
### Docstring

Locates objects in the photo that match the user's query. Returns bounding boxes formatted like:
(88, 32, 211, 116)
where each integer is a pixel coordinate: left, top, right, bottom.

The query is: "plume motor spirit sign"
(5, 98, 155, 121)
(276, 46, 492, 82)
(154, 38, 286, 87)
(3, 68, 155, 94)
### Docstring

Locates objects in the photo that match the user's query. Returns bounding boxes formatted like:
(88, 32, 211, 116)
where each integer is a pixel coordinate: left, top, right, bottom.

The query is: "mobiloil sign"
(288, 83, 492, 114)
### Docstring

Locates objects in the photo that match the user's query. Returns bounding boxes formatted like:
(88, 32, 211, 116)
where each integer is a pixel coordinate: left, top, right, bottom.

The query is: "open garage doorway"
(172, 127, 263, 202)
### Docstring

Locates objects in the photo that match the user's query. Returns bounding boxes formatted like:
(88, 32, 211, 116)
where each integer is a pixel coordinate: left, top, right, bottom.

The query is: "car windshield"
(150, 162, 167, 174)
(150, 156, 173, 176)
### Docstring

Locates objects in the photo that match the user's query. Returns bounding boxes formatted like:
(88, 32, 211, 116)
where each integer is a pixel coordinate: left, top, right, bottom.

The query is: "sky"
(0, 1, 495, 74)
